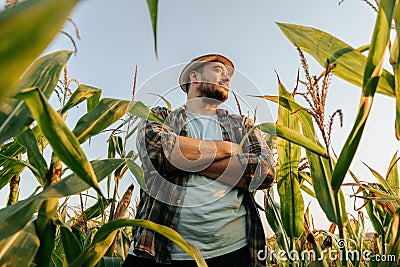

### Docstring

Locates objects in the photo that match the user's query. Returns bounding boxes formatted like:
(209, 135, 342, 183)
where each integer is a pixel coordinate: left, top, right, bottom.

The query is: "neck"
(185, 97, 219, 115)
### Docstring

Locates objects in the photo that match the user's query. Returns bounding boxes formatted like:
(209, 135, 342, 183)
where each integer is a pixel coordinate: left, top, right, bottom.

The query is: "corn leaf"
(16, 128, 48, 184)
(364, 162, 399, 205)
(0, 0, 76, 99)
(128, 100, 165, 125)
(72, 98, 130, 144)
(0, 161, 25, 190)
(387, 151, 399, 196)
(0, 196, 43, 241)
(40, 159, 124, 199)
(306, 233, 329, 267)
(148, 93, 172, 111)
(15, 87, 102, 195)
(0, 222, 39, 266)
(70, 219, 207, 267)
(381, 208, 400, 267)
(276, 83, 304, 239)
(260, 93, 347, 225)
(34, 213, 56, 266)
(277, 23, 394, 97)
(300, 184, 316, 198)
(0, 158, 124, 241)
(125, 158, 148, 191)
(363, 191, 385, 236)
(331, 0, 396, 191)
(146, 0, 158, 58)
(0, 50, 72, 144)
(392, 3, 400, 139)
(263, 190, 290, 255)
(98, 257, 122, 267)
(0, 126, 47, 189)
(257, 123, 328, 158)
(61, 84, 102, 114)
(60, 226, 83, 265)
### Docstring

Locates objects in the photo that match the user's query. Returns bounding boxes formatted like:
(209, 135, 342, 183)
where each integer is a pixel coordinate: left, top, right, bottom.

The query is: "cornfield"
(0, 0, 399, 266)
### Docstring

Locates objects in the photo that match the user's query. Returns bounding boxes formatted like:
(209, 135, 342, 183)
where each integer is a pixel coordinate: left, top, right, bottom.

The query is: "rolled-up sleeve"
(136, 107, 178, 179)
(236, 116, 275, 191)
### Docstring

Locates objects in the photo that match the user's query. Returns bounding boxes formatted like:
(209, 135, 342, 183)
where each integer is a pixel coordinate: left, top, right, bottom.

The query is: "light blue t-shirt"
(170, 112, 247, 260)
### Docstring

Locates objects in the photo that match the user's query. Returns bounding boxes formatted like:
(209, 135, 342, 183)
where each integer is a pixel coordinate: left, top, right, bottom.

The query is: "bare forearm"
(197, 156, 247, 188)
(169, 136, 237, 172)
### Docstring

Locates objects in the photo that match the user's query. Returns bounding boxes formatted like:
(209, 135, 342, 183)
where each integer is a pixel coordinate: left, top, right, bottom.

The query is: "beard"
(198, 80, 228, 104)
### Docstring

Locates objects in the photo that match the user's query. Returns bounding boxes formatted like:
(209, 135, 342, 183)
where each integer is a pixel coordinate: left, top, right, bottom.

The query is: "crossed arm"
(169, 136, 247, 188)
(136, 108, 275, 189)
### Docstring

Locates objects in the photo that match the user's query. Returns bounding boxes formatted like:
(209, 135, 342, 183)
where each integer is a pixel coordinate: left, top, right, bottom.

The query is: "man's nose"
(222, 72, 230, 83)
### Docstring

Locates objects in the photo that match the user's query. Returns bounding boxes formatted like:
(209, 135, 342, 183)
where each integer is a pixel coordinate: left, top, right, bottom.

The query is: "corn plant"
(268, 1, 400, 266)
(0, 1, 208, 266)
(347, 151, 400, 266)
(260, 63, 346, 266)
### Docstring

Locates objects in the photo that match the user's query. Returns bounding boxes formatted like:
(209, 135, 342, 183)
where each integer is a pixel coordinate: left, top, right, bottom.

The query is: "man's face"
(196, 62, 231, 103)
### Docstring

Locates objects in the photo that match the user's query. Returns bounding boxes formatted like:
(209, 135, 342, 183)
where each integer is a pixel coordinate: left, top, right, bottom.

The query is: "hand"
(230, 142, 240, 157)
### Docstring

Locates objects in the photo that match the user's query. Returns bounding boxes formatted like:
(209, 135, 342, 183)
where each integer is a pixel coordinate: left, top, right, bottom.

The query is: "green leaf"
(263, 190, 290, 256)
(300, 184, 316, 198)
(0, 159, 124, 241)
(0, 50, 72, 144)
(72, 98, 129, 144)
(362, 190, 384, 236)
(98, 257, 122, 267)
(60, 226, 83, 265)
(364, 162, 399, 203)
(275, 83, 303, 239)
(70, 219, 207, 267)
(0, 196, 44, 241)
(260, 92, 347, 225)
(15, 87, 102, 195)
(61, 84, 102, 114)
(107, 136, 117, 198)
(331, 0, 396, 191)
(0, 160, 25, 190)
(146, 0, 158, 58)
(392, 4, 400, 139)
(0, 0, 77, 99)
(125, 158, 148, 191)
(306, 233, 329, 267)
(298, 172, 316, 198)
(148, 93, 172, 111)
(387, 151, 399, 196)
(0, 126, 47, 189)
(40, 159, 125, 199)
(257, 122, 329, 158)
(34, 215, 56, 266)
(87, 90, 102, 113)
(128, 100, 166, 125)
(276, 23, 394, 97)
(381, 208, 400, 267)
(252, 95, 317, 140)
(0, 222, 39, 266)
(16, 128, 48, 184)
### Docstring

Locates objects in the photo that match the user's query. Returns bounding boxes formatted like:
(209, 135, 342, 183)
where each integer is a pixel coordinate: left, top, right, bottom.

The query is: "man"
(124, 54, 275, 267)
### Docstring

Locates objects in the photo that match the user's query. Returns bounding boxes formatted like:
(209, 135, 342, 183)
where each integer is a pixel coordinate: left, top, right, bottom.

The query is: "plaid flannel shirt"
(132, 105, 275, 266)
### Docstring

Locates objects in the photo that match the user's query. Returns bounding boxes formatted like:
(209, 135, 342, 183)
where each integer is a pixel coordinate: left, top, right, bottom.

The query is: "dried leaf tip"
(132, 65, 138, 102)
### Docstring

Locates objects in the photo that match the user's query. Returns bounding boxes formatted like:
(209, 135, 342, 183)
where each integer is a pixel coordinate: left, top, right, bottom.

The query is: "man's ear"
(189, 70, 199, 82)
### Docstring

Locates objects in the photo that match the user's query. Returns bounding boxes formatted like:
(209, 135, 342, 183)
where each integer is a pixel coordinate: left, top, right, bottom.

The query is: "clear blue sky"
(1, 0, 399, 233)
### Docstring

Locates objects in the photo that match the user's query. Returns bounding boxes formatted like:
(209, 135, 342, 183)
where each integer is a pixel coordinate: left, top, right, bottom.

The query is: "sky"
(1, 0, 399, 234)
